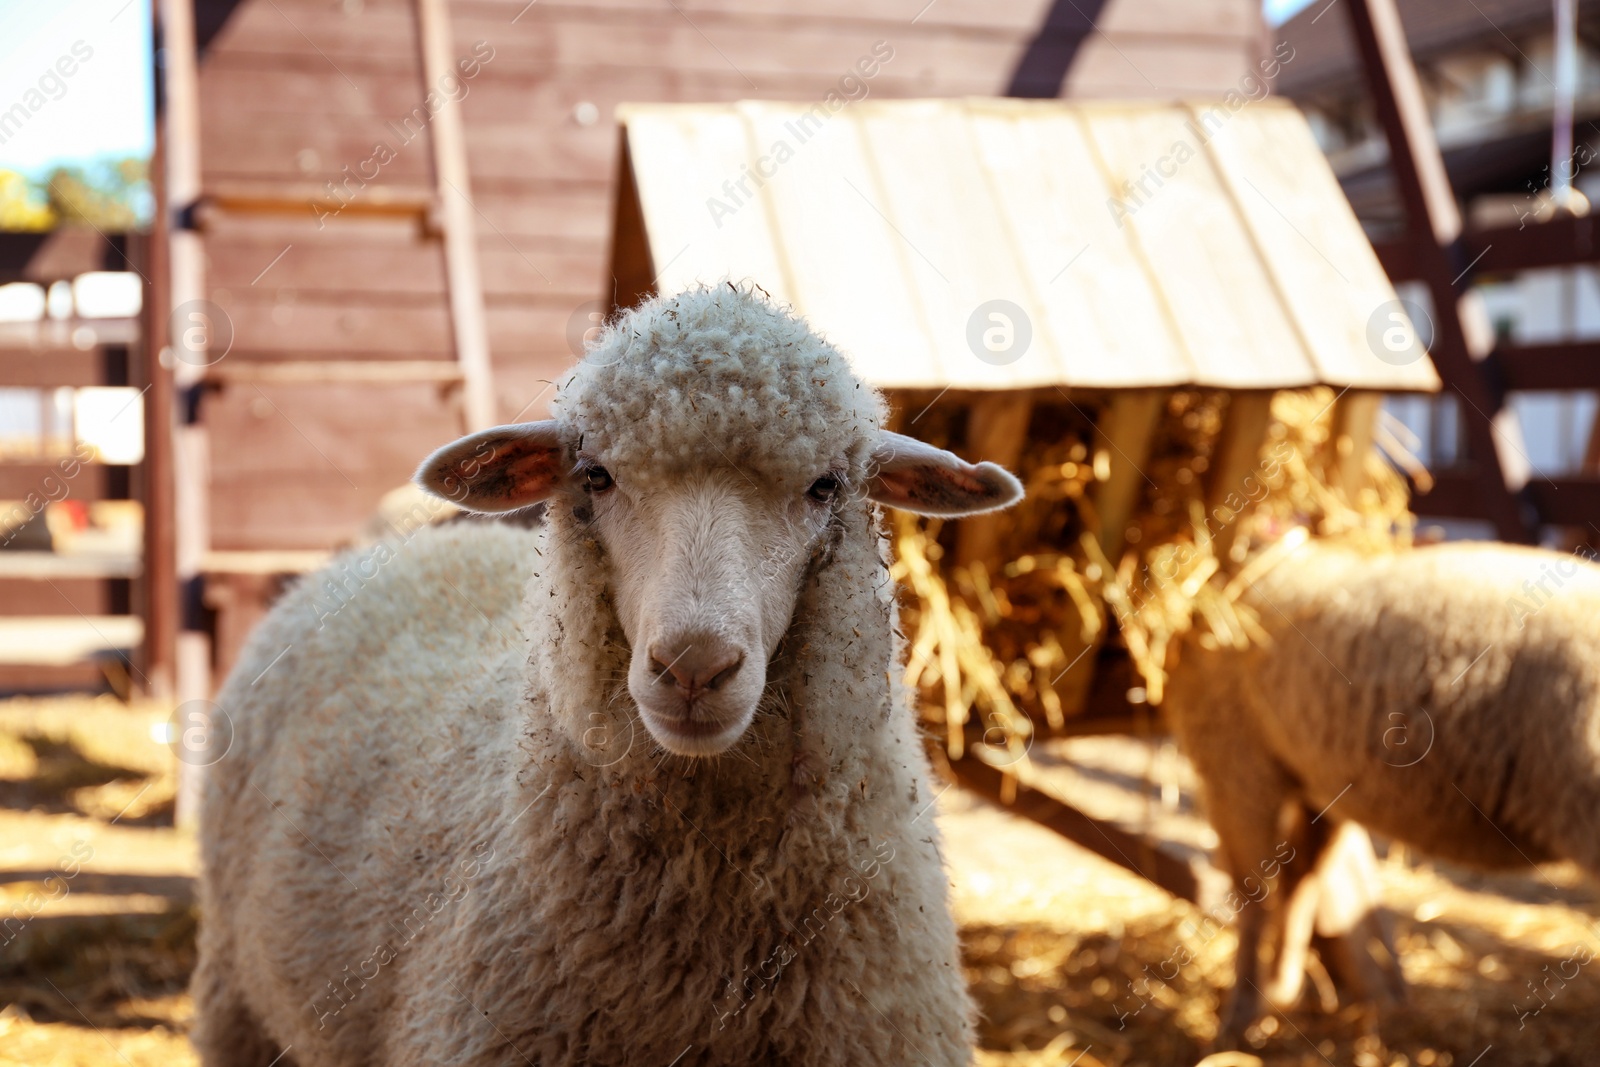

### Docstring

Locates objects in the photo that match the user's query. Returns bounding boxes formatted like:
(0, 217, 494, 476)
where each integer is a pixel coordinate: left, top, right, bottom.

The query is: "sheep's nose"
(650, 640, 743, 700)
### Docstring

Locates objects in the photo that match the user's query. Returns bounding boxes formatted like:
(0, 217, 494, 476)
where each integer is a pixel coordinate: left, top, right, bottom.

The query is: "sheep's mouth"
(639, 709, 749, 756)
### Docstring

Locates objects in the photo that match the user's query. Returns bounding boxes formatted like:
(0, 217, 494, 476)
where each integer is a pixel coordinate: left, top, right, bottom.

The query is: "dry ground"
(1, 696, 1597, 1067)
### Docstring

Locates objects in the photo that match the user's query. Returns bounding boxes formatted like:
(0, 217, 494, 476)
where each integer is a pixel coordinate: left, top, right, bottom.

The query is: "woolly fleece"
(1164, 539, 1600, 1034)
(557, 282, 883, 489)
(192, 285, 976, 1067)
(1167, 539, 1600, 877)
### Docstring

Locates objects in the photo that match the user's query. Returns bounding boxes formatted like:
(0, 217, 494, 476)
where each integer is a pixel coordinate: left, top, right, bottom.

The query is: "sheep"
(190, 283, 1024, 1067)
(1162, 537, 1600, 1043)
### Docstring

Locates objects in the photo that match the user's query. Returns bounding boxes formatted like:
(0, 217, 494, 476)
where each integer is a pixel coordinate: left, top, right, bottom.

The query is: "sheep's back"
(199, 521, 540, 1055)
(1172, 541, 1600, 870)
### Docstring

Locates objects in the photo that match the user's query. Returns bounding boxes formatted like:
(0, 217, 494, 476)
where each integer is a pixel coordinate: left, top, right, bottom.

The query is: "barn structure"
(143, 0, 1270, 699)
(606, 94, 1440, 906)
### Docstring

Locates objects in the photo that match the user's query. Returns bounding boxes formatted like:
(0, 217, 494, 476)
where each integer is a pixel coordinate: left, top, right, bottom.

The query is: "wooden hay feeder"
(606, 97, 1440, 903)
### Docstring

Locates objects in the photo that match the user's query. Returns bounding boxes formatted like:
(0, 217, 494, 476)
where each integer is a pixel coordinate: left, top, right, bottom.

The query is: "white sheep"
(1163, 538, 1600, 1043)
(190, 283, 1023, 1067)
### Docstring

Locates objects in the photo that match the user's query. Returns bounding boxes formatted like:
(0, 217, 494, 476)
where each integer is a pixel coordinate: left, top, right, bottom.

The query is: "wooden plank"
(1080, 106, 1316, 390)
(622, 103, 790, 303)
(205, 571, 296, 685)
(1346, 0, 1537, 542)
(213, 0, 1263, 39)
(203, 382, 462, 475)
(0, 616, 142, 666)
(1059, 38, 1263, 98)
(1092, 390, 1164, 563)
(204, 234, 602, 301)
(1407, 469, 1478, 519)
(853, 102, 1043, 386)
(955, 393, 1034, 566)
(1205, 390, 1275, 563)
(203, 7, 1261, 94)
(415, 0, 495, 432)
(1373, 214, 1600, 281)
(0, 349, 105, 387)
(0, 661, 117, 693)
(206, 473, 402, 550)
(947, 751, 1214, 905)
(967, 103, 1193, 388)
(201, 181, 436, 221)
(0, 320, 140, 350)
(1406, 470, 1600, 528)
(1202, 104, 1438, 392)
(0, 463, 115, 500)
(742, 102, 937, 384)
(1494, 342, 1600, 391)
(1328, 391, 1383, 498)
(1527, 475, 1600, 527)
(134, 216, 177, 699)
(0, 553, 139, 579)
(0, 579, 119, 617)
(204, 7, 1028, 77)
(205, 298, 453, 356)
(206, 360, 465, 385)
(608, 138, 655, 312)
(203, 549, 331, 574)
(0, 229, 127, 284)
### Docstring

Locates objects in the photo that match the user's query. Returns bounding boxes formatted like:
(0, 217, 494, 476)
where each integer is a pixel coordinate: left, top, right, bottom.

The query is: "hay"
(894, 387, 1417, 757)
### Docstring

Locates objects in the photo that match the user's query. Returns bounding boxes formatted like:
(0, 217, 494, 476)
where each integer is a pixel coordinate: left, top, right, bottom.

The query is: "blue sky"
(0, 0, 1309, 174)
(1265, 0, 1318, 26)
(0, 0, 152, 174)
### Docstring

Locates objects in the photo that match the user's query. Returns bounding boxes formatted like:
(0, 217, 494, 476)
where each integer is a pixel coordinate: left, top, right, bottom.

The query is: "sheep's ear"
(866, 431, 1024, 517)
(415, 421, 567, 513)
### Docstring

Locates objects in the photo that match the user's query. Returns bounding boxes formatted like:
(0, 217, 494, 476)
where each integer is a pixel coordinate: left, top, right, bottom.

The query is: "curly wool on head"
(556, 283, 885, 486)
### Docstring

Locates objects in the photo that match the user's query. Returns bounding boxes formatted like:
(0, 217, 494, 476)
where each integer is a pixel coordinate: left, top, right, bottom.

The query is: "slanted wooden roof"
(615, 98, 1440, 393)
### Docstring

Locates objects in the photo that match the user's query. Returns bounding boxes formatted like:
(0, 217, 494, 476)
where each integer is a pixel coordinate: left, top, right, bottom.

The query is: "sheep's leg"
(191, 950, 291, 1067)
(1311, 823, 1406, 1008)
(1185, 744, 1300, 1050)
(1264, 802, 1325, 1011)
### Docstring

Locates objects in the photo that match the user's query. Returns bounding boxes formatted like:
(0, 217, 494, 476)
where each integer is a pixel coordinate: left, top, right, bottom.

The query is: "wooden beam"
(137, 141, 176, 701)
(1407, 468, 1479, 518)
(607, 133, 656, 314)
(1092, 391, 1164, 563)
(0, 319, 139, 349)
(414, 0, 494, 432)
(947, 751, 1217, 906)
(1204, 391, 1275, 563)
(1373, 213, 1600, 282)
(1328, 391, 1383, 498)
(1528, 475, 1600, 527)
(200, 181, 436, 224)
(1346, 0, 1538, 542)
(955, 392, 1034, 566)
(0, 553, 139, 580)
(1493, 341, 1600, 391)
(205, 360, 464, 385)
(202, 549, 332, 575)
(1415, 470, 1600, 527)
(0, 348, 102, 387)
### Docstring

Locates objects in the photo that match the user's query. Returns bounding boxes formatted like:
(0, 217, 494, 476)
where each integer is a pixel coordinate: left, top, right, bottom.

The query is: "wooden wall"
(192, 0, 1264, 550)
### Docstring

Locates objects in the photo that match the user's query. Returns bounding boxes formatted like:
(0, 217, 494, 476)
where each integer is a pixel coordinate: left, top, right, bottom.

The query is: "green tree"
(44, 157, 149, 230)
(0, 169, 53, 230)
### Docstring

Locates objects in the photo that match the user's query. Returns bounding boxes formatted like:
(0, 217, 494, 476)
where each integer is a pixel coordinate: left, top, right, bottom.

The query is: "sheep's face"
(585, 462, 836, 755)
(418, 422, 1023, 757)
(415, 286, 1022, 757)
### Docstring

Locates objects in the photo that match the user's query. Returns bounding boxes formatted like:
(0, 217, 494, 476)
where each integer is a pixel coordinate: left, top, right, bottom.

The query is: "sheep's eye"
(807, 474, 840, 504)
(583, 465, 614, 493)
